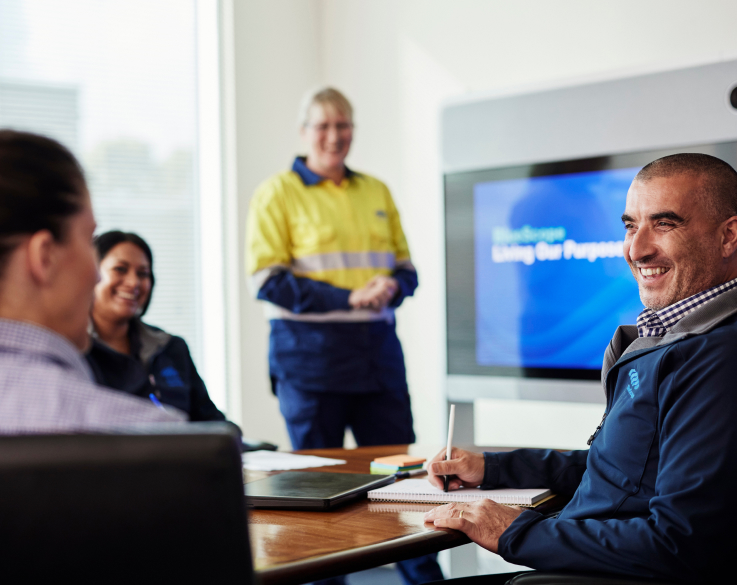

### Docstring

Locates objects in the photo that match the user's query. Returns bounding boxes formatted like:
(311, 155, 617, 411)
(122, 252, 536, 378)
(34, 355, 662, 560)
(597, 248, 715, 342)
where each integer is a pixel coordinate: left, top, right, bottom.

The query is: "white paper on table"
(242, 450, 347, 471)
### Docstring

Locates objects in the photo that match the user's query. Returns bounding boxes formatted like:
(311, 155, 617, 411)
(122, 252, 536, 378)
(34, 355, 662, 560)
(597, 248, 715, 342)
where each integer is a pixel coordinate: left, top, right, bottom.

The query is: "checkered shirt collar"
(0, 318, 93, 380)
(636, 276, 737, 338)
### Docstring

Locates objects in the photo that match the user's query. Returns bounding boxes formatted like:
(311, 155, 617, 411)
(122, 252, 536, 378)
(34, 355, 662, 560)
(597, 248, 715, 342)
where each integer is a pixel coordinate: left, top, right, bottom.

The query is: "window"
(0, 0, 227, 408)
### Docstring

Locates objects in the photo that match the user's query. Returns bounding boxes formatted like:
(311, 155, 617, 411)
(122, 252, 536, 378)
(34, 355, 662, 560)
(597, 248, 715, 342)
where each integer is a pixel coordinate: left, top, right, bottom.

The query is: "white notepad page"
(367, 478, 550, 506)
(242, 451, 346, 472)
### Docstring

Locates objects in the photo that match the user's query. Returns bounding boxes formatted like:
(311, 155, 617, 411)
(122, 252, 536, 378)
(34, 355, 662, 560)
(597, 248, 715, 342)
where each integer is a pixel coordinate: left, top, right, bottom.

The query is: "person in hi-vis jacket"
(246, 87, 442, 585)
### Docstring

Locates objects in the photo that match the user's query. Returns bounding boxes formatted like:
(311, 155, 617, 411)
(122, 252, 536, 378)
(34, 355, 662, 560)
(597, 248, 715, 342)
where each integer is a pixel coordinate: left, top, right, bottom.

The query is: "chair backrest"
(0, 426, 254, 582)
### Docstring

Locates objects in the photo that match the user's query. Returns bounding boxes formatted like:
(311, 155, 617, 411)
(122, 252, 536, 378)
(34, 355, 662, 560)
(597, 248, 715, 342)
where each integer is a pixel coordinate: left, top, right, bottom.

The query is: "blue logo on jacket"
(375, 210, 387, 218)
(625, 369, 639, 398)
(160, 366, 184, 388)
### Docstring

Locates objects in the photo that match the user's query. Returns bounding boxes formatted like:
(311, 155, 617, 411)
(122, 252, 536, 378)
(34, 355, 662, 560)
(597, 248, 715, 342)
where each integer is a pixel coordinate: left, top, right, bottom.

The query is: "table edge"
(256, 527, 471, 585)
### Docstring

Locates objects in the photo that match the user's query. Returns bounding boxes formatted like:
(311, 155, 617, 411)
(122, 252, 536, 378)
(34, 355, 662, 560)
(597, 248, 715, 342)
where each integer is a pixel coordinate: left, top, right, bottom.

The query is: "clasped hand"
(423, 447, 524, 553)
(348, 275, 398, 311)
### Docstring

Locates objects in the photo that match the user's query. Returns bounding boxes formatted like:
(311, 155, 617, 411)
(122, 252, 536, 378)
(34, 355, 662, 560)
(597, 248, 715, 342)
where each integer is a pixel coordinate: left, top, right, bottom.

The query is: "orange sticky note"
(373, 454, 426, 467)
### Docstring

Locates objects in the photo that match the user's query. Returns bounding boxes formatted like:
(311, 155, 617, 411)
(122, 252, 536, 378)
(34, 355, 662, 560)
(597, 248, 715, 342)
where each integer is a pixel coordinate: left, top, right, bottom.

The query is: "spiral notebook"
(367, 479, 551, 507)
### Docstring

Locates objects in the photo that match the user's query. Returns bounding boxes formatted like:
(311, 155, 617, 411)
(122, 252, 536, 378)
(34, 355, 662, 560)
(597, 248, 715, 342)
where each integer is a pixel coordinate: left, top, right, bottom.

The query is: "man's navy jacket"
(488, 288, 737, 582)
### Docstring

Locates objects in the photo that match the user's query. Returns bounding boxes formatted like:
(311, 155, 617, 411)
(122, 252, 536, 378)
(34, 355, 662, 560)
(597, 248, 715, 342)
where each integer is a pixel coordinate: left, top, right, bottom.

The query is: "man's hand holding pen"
(426, 447, 485, 491)
(425, 447, 523, 553)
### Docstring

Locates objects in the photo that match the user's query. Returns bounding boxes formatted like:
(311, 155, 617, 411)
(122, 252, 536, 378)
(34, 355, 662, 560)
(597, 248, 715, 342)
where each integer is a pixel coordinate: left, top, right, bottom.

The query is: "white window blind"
(0, 0, 204, 369)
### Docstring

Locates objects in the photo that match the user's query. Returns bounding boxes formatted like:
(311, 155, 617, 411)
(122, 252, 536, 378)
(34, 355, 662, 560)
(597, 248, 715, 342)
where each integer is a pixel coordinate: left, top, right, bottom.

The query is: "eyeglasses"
(307, 122, 353, 133)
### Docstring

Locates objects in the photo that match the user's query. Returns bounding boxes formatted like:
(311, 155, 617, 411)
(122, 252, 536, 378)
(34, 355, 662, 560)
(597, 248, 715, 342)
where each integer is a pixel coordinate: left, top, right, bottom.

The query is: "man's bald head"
(634, 153, 737, 224)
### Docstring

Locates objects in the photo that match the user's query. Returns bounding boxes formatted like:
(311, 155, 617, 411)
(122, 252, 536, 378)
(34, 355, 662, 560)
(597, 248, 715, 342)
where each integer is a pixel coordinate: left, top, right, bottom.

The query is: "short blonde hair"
(298, 87, 354, 127)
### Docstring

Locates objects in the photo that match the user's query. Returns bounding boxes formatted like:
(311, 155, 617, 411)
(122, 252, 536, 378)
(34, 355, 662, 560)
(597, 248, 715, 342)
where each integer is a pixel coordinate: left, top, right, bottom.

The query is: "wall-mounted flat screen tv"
(445, 141, 737, 381)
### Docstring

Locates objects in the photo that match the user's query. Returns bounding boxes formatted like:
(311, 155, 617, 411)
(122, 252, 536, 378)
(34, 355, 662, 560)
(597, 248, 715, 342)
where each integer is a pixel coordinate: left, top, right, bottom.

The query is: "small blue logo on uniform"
(625, 369, 639, 398)
(160, 367, 184, 388)
(375, 210, 387, 218)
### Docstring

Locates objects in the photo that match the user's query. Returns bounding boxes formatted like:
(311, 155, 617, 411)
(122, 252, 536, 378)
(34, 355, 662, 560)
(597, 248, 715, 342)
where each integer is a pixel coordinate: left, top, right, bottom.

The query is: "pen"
(394, 468, 427, 479)
(149, 393, 165, 411)
(444, 404, 455, 492)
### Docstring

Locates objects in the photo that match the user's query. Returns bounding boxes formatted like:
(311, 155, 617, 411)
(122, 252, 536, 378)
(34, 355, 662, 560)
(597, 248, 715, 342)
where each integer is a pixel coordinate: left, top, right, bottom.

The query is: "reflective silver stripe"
(249, 265, 289, 298)
(263, 302, 395, 324)
(291, 251, 396, 273)
(395, 259, 416, 272)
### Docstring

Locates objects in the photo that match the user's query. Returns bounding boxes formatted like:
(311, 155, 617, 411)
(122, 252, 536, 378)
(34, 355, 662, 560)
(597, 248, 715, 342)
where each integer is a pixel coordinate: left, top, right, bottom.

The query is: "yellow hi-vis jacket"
(245, 157, 418, 393)
(246, 160, 416, 323)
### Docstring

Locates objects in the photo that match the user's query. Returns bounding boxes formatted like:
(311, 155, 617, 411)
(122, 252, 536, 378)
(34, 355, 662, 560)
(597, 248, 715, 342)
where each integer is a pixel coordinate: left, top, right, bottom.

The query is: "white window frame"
(195, 0, 241, 423)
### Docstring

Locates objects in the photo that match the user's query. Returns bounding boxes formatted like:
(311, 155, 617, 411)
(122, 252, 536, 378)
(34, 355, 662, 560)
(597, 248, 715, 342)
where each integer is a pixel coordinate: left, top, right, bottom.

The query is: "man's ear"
(26, 230, 57, 286)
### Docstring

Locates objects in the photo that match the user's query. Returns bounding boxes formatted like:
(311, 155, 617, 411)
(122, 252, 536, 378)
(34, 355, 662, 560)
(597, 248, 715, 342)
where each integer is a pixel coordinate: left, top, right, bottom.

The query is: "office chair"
(0, 425, 254, 582)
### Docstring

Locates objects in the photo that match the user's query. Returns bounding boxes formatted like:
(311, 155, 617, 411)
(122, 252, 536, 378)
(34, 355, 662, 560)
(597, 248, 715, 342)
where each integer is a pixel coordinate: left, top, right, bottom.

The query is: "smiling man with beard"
(424, 153, 737, 584)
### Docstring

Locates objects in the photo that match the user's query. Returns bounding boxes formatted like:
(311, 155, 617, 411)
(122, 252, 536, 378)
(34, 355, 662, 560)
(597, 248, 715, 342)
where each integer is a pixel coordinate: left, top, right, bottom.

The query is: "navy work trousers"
(277, 385, 416, 448)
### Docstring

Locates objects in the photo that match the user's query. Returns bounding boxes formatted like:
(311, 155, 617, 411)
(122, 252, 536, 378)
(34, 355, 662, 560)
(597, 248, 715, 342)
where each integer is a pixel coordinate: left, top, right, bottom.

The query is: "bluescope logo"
(626, 369, 640, 399)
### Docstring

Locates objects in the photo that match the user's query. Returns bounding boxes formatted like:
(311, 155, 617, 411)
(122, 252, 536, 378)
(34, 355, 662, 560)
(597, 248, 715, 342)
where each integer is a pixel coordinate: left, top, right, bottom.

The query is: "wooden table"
(249, 444, 472, 585)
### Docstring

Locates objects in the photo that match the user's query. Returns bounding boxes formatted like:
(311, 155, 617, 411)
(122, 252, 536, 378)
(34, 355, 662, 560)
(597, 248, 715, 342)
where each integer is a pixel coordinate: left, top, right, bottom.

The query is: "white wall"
(231, 0, 322, 447)
(230, 0, 737, 447)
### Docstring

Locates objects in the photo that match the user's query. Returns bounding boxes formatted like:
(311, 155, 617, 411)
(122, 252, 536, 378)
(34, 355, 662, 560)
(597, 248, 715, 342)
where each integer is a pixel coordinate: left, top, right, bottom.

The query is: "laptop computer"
(246, 471, 395, 510)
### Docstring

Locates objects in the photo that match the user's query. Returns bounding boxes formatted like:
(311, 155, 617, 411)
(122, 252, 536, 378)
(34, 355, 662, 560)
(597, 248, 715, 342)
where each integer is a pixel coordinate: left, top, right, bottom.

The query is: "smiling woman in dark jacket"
(85, 230, 226, 422)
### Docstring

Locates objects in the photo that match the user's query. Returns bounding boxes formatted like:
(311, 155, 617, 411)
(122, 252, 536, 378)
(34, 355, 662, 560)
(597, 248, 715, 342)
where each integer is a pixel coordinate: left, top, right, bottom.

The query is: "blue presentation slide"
(474, 167, 644, 370)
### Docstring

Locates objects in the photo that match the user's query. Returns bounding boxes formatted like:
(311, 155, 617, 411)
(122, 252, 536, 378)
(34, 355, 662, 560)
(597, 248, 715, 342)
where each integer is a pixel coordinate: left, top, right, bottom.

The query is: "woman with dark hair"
(0, 129, 182, 431)
(86, 230, 226, 421)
